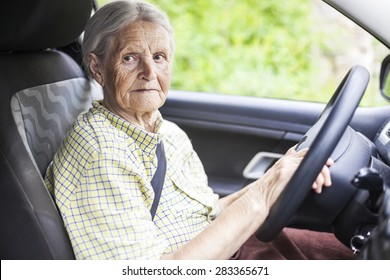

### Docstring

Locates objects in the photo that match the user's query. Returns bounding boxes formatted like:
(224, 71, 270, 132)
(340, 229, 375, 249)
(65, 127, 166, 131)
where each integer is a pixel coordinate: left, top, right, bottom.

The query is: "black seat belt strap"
(150, 141, 166, 220)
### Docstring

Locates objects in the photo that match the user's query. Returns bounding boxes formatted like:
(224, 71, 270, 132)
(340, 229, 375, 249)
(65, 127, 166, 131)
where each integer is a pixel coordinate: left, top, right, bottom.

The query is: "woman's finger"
(312, 172, 325, 193)
(321, 165, 332, 187)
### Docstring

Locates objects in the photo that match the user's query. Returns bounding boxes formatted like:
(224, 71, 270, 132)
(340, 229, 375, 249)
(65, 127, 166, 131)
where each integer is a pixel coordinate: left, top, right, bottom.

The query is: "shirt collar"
(92, 100, 163, 154)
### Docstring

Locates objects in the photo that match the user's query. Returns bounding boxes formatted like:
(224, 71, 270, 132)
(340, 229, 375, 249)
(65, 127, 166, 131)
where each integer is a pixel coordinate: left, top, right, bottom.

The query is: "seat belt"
(150, 141, 166, 220)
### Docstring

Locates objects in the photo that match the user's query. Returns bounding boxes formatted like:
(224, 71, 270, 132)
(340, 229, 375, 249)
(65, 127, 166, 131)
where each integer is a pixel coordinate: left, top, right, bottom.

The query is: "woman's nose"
(138, 58, 157, 81)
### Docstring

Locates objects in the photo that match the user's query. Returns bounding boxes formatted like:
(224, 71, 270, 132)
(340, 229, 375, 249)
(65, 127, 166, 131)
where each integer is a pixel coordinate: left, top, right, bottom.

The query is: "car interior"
(0, 0, 389, 259)
(0, 0, 97, 259)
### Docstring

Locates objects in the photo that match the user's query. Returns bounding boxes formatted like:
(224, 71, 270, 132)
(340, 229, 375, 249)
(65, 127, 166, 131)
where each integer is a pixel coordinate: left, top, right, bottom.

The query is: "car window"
(96, 0, 389, 107)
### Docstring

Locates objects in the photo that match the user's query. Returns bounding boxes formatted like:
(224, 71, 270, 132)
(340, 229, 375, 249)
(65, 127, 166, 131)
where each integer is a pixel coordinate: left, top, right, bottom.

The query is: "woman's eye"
(154, 54, 165, 61)
(123, 55, 136, 63)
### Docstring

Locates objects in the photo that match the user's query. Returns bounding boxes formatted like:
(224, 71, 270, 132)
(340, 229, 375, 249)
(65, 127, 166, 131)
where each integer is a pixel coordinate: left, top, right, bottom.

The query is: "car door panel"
(161, 90, 390, 197)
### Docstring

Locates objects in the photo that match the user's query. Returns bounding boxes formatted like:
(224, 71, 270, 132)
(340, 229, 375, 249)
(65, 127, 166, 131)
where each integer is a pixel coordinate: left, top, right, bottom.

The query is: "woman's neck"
(102, 100, 158, 133)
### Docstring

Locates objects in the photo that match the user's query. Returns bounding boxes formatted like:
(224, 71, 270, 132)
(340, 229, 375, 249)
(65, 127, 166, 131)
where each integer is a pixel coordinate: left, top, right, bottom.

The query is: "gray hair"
(82, 0, 175, 72)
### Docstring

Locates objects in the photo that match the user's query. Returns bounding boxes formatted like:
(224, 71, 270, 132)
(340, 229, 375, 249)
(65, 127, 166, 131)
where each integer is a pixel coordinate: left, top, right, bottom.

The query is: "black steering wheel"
(255, 65, 370, 242)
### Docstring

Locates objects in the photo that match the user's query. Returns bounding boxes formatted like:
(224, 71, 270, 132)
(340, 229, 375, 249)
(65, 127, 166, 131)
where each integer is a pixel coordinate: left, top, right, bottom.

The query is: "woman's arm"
(162, 179, 265, 259)
(218, 183, 252, 213)
(162, 147, 331, 259)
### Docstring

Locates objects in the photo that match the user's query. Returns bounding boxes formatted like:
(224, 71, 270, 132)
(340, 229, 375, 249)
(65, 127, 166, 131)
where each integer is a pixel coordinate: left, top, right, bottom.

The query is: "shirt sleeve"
(62, 152, 168, 260)
(165, 121, 220, 218)
(184, 148, 221, 218)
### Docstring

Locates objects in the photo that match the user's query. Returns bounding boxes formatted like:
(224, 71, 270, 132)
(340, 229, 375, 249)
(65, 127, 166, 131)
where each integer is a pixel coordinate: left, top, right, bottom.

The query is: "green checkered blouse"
(44, 101, 220, 259)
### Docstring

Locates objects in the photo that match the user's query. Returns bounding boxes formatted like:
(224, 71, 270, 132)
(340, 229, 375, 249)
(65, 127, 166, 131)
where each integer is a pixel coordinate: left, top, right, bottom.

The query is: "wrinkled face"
(94, 21, 172, 116)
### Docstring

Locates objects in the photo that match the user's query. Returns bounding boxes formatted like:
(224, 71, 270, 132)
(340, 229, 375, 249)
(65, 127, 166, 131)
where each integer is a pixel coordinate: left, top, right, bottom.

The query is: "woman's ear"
(88, 53, 105, 87)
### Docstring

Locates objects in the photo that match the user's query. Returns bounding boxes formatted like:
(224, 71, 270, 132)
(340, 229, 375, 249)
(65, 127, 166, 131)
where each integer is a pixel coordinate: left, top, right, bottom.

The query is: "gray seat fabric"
(11, 78, 102, 176)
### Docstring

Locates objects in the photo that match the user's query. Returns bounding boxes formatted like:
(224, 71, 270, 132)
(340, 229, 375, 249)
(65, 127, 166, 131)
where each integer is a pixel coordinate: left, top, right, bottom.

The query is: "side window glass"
(97, 0, 389, 107)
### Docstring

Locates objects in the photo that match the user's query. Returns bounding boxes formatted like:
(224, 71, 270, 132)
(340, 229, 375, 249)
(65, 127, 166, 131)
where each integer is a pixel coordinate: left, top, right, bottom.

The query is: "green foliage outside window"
(96, 0, 390, 106)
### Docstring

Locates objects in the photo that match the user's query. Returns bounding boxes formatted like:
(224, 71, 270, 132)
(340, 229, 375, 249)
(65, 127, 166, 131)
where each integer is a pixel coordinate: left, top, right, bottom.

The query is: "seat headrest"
(0, 0, 93, 52)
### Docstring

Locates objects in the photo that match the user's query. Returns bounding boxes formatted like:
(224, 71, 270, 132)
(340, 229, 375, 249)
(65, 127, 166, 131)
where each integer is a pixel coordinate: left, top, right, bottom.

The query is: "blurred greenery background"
(96, 0, 390, 106)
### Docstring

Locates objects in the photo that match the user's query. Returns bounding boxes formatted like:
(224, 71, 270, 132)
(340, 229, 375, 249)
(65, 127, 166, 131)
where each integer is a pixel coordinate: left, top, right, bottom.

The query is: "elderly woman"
(44, 0, 352, 260)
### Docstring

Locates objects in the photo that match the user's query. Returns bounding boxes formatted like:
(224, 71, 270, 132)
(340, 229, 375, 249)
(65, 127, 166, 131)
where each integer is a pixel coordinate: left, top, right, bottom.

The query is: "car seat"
(0, 0, 98, 259)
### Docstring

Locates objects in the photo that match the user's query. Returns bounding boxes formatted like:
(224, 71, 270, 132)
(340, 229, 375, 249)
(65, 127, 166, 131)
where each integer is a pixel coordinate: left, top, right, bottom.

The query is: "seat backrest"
(0, 0, 97, 259)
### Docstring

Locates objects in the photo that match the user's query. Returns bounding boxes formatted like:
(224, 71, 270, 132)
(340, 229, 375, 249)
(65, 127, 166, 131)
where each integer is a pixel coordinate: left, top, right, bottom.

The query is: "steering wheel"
(255, 65, 370, 242)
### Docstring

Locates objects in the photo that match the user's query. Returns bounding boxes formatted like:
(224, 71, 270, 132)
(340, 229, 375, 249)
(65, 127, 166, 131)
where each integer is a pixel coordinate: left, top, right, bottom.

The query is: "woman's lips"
(132, 89, 158, 93)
